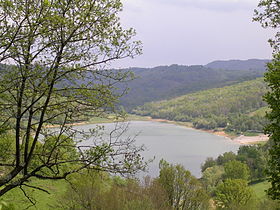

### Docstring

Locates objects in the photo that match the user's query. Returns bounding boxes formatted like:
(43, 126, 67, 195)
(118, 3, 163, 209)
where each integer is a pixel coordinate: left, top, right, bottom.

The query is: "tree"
(253, 0, 280, 52)
(223, 160, 250, 181)
(214, 179, 255, 209)
(254, 0, 280, 200)
(216, 152, 236, 166)
(59, 171, 169, 210)
(263, 54, 280, 199)
(158, 159, 209, 210)
(201, 165, 224, 195)
(201, 157, 216, 172)
(237, 145, 267, 181)
(0, 0, 144, 197)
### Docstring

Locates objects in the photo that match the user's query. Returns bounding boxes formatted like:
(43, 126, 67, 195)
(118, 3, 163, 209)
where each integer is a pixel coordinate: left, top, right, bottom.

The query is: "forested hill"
(132, 78, 269, 133)
(205, 59, 270, 71)
(119, 59, 269, 110)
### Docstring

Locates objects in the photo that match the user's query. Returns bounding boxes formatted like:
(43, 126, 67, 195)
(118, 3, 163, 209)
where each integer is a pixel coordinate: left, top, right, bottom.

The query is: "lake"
(73, 121, 240, 178)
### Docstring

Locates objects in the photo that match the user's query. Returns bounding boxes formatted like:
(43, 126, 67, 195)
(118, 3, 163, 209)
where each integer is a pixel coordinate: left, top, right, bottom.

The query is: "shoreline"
(232, 134, 269, 145)
(45, 116, 269, 145)
(137, 117, 269, 145)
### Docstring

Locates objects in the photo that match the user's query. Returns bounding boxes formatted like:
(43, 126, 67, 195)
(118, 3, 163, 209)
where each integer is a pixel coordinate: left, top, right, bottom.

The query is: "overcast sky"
(112, 0, 275, 68)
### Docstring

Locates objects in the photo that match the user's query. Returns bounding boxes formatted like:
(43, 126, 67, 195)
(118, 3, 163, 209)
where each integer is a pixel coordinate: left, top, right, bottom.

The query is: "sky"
(112, 0, 276, 68)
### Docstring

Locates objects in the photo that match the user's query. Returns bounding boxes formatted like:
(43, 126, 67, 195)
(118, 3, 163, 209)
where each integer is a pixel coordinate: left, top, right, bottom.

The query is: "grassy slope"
(2, 179, 68, 209)
(250, 181, 271, 199)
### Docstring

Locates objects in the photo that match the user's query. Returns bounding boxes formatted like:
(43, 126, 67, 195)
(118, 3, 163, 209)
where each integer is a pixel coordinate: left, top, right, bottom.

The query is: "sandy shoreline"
(148, 117, 269, 145)
(231, 134, 269, 144)
(45, 116, 269, 145)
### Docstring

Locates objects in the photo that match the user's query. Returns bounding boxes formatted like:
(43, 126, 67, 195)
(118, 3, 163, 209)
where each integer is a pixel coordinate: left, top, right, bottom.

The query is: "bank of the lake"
(46, 114, 269, 145)
(144, 117, 269, 144)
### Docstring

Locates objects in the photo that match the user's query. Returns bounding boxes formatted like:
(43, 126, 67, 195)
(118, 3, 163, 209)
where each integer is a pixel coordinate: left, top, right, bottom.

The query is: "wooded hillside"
(119, 59, 268, 110)
(133, 78, 269, 133)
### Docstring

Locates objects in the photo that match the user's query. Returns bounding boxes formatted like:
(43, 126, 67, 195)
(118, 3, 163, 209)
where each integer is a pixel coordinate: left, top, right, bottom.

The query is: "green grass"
(250, 181, 270, 199)
(86, 114, 151, 124)
(2, 178, 68, 209)
(249, 141, 267, 146)
(123, 114, 151, 121)
(224, 131, 239, 138)
(243, 131, 260, 136)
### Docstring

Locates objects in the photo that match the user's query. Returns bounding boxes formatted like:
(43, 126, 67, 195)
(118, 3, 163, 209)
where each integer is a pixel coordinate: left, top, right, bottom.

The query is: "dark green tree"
(254, 0, 280, 200)
(263, 55, 280, 199)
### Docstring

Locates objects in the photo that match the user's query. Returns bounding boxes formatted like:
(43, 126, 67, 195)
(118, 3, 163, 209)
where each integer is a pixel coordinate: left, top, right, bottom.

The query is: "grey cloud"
(118, 0, 273, 68)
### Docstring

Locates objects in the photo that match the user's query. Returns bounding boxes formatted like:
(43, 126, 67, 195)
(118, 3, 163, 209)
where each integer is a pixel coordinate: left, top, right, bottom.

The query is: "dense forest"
(119, 59, 268, 110)
(133, 78, 269, 133)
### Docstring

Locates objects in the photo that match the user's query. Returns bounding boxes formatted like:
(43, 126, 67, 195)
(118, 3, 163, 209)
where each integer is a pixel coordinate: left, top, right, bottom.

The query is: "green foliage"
(264, 54, 280, 199)
(59, 171, 111, 209)
(216, 152, 237, 166)
(254, 0, 280, 200)
(237, 145, 267, 181)
(225, 114, 268, 134)
(0, 133, 15, 163)
(158, 159, 209, 210)
(201, 165, 224, 195)
(201, 144, 268, 183)
(223, 160, 250, 181)
(133, 78, 269, 133)
(0, 0, 144, 196)
(29, 135, 80, 176)
(201, 157, 217, 172)
(249, 106, 270, 117)
(201, 145, 271, 208)
(59, 170, 170, 210)
(214, 179, 255, 209)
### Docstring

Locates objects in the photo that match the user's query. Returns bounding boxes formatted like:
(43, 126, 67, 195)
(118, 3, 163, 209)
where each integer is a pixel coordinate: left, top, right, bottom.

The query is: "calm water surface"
(74, 121, 239, 178)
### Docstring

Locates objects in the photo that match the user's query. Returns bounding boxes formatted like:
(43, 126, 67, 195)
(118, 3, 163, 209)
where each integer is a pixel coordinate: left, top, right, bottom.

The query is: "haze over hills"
(119, 59, 270, 110)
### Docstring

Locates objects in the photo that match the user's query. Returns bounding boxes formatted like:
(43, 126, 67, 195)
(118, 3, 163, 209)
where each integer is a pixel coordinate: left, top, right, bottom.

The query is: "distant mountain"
(119, 60, 268, 110)
(205, 59, 270, 71)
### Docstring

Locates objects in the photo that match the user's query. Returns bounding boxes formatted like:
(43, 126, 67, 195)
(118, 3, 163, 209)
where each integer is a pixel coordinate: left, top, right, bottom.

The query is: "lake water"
(73, 121, 239, 178)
